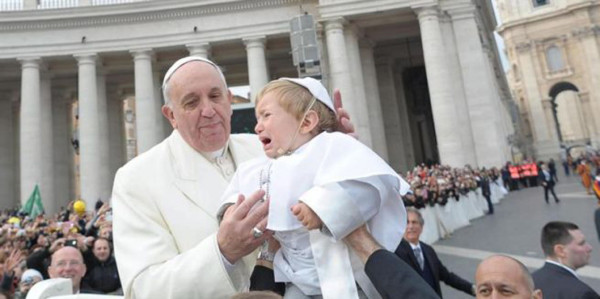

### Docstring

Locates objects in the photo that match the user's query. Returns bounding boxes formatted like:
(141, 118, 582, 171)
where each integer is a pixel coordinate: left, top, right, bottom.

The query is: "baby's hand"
(291, 203, 323, 230)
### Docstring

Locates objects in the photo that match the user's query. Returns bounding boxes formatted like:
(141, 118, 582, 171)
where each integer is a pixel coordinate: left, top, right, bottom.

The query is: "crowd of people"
(1, 55, 599, 299)
(0, 200, 119, 298)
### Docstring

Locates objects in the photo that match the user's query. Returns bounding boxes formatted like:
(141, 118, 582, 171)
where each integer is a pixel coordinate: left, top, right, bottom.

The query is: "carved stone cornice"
(572, 25, 600, 39)
(0, 0, 299, 32)
(515, 41, 531, 53)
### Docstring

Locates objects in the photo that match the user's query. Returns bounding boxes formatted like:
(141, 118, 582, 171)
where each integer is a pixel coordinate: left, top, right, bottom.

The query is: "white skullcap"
(162, 56, 224, 88)
(278, 77, 336, 115)
(21, 269, 43, 281)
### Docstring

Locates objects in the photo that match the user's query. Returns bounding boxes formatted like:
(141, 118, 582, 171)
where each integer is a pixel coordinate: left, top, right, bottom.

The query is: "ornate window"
(546, 46, 564, 72)
(533, 0, 549, 7)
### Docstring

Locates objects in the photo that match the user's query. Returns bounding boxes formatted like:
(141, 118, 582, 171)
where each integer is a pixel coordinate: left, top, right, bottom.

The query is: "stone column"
(153, 70, 167, 139)
(579, 92, 597, 140)
(40, 73, 55, 213)
(392, 65, 416, 169)
(107, 90, 126, 181)
(576, 29, 600, 147)
(376, 57, 408, 172)
(516, 43, 560, 159)
(541, 99, 559, 141)
(243, 36, 269, 102)
(187, 42, 211, 58)
(131, 49, 162, 154)
(344, 27, 373, 148)
(439, 13, 477, 166)
(450, 6, 507, 167)
(96, 71, 111, 201)
(360, 40, 388, 160)
(18, 57, 42, 206)
(316, 27, 330, 89)
(52, 90, 73, 213)
(325, 18, 371, 146)
(75, 54, 101, 209)
(415, 6, 464, 167)
(0, 93, 16, 209)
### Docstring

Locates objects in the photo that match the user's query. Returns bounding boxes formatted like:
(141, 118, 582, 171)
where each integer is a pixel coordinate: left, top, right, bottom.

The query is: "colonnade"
(2, 3, 510, 212)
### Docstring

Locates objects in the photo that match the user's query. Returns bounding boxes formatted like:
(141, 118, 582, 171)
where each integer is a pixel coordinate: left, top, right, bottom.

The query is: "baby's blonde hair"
(256, 80, 338, 133)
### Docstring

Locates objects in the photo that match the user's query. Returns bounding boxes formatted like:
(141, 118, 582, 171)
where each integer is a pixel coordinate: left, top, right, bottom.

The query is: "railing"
(0, 0, 149, 11)
(0, 0, 22, 11)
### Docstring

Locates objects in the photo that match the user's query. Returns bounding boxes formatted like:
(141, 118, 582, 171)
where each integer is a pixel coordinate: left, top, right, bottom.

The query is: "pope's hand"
(217, 190, 271, 263)
(291, 202, 323, 230)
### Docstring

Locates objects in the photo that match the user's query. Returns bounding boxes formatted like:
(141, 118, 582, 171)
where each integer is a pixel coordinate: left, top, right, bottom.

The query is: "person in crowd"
(112, 56, 354, 298)
(14, 269, 43, 299)
(538, 162, 559, 204)
(594, 169, 600, 242)
(1, 249, 24, 295)
(480, 170, 494, 215)
(474, 255, 542, 299)
(219, 77, 409, 298)
(577, 160, 593, 195)
(85, 203, 111, 238)
(82, 237, 121, 294)
(344, 224, 440, 299)
(27, 234, 87, 279)
(395, 208, 475, 298)
(47, 246, 92, 294)
(532, 221, 599, 299)
(548, 159, 558, 183)
(501, 164, 511, 190)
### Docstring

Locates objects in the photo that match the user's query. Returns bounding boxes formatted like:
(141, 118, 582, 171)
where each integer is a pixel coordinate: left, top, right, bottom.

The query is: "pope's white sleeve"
(217, 170, 242, 223)
(300, 180, 379, 241)
(112, 168, 251, 299)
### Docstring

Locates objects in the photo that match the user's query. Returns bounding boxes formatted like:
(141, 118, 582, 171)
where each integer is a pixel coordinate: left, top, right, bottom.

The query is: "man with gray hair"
(475, 255, 542, 299)
(112, 56, 354, 298)
(395, 208, 475, 298)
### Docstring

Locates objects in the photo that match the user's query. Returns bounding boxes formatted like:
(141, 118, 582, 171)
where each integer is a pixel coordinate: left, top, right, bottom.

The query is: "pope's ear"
(162, 105, 177, 129)
(300, 110, 319, 134)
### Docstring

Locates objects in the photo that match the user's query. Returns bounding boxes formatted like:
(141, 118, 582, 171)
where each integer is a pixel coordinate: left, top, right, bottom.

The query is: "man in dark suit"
(251, 224, 441, 299)
(345, 224, 440, 299)
(532, 221, 599, 299)
(395, 208, 475, 298)
(538, 161, 559, 204)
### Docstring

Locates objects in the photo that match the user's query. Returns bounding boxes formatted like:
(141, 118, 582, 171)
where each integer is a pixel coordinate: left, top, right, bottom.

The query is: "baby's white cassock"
(221, 132, 409, 299)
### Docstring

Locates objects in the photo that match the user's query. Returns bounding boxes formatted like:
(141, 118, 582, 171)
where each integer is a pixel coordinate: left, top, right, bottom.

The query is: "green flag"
(20, 185, 44, 217)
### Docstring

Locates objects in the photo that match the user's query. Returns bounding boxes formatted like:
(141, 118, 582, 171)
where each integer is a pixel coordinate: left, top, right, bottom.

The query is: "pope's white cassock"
(221, 131, 410, 299)
(112, 130, 263, 298)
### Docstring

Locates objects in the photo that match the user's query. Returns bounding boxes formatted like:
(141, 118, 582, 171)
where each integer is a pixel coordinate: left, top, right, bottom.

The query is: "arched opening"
(548, 82, 584, 144)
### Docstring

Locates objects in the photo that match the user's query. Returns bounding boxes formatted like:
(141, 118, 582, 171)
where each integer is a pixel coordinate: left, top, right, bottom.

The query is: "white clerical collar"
(546, 259, 579, 278)
(199, 140, 229, 162)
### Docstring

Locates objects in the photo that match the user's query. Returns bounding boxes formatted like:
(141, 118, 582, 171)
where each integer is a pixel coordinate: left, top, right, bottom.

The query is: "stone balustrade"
(0, 0, 148, 11)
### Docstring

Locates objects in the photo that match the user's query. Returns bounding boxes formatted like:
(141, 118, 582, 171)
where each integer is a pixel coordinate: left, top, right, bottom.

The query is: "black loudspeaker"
(290, 14, 321, 78)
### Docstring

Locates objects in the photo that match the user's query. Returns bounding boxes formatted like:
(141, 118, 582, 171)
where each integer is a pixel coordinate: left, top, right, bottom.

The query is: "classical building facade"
(0, 0, 513, 212)
(497, 0, 600, 160)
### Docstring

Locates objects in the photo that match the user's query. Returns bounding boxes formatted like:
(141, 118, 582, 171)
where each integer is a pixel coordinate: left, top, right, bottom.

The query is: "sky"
(491, 0, 511, 71)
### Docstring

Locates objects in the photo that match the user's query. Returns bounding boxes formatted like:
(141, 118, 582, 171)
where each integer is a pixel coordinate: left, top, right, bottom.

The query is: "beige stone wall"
(498, 0, 600, 160)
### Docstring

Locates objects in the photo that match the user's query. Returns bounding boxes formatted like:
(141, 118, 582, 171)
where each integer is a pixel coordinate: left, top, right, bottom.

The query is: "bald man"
(475, 255, 542, 299)
(48, 246, 88, 294)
